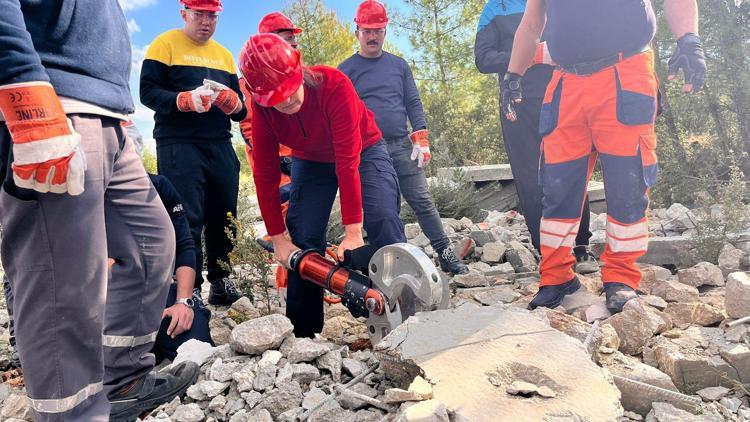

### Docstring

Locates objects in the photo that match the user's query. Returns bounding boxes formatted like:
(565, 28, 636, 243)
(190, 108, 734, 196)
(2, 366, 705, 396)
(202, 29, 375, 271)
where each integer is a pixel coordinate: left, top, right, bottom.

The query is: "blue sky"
(120, 0, 407, 144)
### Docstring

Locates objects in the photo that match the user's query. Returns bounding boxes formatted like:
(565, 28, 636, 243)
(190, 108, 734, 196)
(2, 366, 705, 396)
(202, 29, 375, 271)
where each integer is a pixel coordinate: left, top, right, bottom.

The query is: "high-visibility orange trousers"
(538, 51, 658, 290)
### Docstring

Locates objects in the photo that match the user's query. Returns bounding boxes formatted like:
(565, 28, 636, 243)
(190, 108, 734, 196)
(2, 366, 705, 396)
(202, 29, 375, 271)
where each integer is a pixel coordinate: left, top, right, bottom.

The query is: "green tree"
(394, 0, 505, 171)
(285, 0, 357, 66)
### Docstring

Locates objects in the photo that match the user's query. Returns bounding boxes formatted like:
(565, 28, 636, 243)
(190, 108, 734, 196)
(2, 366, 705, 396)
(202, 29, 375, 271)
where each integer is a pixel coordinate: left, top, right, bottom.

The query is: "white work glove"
(409, 129, 431, 168)
(176, 84, 214, 113)
(203, 79, 242, 115)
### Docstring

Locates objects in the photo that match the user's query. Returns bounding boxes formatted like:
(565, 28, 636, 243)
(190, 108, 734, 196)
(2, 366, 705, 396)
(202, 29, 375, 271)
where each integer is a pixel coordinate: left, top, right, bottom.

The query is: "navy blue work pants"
(285, 141, 406, 338)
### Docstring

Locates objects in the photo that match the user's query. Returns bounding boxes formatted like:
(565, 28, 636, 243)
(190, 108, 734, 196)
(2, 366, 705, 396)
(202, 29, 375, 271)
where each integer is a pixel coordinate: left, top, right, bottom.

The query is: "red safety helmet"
(180, 0, 223, 12)
(259, 12, 303, 35)
(354, 0, 388, 29)
(239, 33, 303, 107)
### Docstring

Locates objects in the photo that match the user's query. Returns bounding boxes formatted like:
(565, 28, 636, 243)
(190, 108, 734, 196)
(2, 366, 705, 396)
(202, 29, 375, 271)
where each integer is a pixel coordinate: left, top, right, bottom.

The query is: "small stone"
(473, 286, 520, 305)
(208, 395, 228, 419)
(337, 383, 378, 411)
(342, 358, 367, 377)
(451, 270, 488, 288)
(623, 410, 643, 421)
(536, 386, 556, 398)
(230, 314, 294, 355)
(408, 233, 431, 248)
(678, 262, 725, 288)
(651, 280, 700, 303)
(663, 302, 724, 327)
(505, 381, 538, 396)
(408, 376, 434, 400)
(316, 349, 343, 382)
(172, 403, 205, 422)
(0, 395, 32, 420)
(725, 272, 750, 319)
(385, 388, 424, 404)
(718, 244, 746, 275)
(186, 383, 208, 401)
(253, 364, 278, 392)
(247, 408, 274, 422)
(404, 223, 421, 240)
(455, 238, 476, 260)
(720, 396, 742, 413)
(641, 295, 668, 311)
(257, 381, 304, 419)
(200, 380, 229, 398)
(288, 338, 331, 363)
(292, 363, 321, 384)
(233, 361, 257, 392)
(258, 350, 283, 367)
(172, 339, 217, 368)
(468, 230, 493, 247)
(481, 242, 507, 263)
(504, 241, 537, 272)
(209, 358, 244, 382)
(230, 296, 261, 321)
(242, 391, 263, 408)
(303, 387, 328, 410)
(696, 386, 730, 402)
(646, 402, 704, 421)
(395, 399, 450, 422)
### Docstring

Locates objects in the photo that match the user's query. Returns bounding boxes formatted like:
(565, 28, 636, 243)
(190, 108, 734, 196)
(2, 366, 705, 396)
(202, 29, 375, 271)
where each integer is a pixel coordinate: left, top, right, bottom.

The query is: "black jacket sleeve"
(139, 39, 179, 115)
(150, 174, 196, 270)
(474, 21, 511, 75)
(229, 73, 247, 122)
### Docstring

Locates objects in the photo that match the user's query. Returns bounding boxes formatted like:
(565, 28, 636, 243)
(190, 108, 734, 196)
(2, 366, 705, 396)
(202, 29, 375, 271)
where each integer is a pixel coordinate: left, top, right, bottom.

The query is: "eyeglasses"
(357, 28, 386, 36)
(276, 33, 298, 44)
(187, 10, 219, 22)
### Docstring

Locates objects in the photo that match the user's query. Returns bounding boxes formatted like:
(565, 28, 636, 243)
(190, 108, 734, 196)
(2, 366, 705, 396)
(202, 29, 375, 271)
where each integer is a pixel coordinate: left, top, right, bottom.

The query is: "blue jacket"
(0, 0, 134, 114)
(474, 0, 552, 99)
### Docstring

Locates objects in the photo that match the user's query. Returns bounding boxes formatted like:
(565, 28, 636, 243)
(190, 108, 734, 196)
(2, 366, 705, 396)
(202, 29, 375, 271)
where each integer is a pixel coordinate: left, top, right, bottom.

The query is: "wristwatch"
(176, 297, 194, 308)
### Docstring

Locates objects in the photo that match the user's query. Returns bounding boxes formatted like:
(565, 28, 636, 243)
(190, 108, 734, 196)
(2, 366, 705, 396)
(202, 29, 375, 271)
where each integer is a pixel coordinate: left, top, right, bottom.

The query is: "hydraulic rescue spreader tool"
(285, 243, 449, 344)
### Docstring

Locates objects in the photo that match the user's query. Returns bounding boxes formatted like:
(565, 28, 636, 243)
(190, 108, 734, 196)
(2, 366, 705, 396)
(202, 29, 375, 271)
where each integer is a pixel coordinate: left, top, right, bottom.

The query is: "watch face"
(185, 298, 195, 308)
(509, 80, 521, 90)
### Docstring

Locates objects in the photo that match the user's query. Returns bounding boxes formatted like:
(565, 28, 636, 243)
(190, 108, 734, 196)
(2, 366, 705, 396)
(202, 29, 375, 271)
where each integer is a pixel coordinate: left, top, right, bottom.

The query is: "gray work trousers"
(0, 115, 175, 421)
(385, 136, 450, 252)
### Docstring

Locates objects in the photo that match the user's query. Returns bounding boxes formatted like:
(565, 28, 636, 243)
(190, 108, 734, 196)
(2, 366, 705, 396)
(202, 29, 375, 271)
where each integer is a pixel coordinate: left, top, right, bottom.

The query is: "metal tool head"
(365, 243, 449, 344)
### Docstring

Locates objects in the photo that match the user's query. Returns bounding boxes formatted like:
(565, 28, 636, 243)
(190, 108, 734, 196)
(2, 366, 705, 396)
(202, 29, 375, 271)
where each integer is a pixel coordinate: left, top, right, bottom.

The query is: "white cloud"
(119, 0, 158, 12)
(131, 44, 150, 75)
(127, 18, 141, 34)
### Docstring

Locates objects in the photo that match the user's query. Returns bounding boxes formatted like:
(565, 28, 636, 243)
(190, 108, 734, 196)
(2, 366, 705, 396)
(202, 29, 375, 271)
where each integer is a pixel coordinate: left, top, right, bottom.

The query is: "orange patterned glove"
(409, 129, 431, 168)
(0, 82, 86, 195)
(176, 85, 213, 113)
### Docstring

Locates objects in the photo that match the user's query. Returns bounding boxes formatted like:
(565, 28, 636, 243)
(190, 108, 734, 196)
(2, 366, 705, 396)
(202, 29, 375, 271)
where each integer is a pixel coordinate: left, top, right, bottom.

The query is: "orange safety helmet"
(239, 33, 303, 107)
(354, 0, 388, 29)
(259, 12, 303, 35)
(179, 0, 223, 12)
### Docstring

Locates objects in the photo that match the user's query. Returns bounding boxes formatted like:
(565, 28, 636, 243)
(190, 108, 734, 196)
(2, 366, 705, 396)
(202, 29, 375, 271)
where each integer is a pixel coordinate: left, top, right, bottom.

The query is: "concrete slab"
(437, 164, 515, 182)
(374, 304, 623, 421)
(592, 236, 698, 267)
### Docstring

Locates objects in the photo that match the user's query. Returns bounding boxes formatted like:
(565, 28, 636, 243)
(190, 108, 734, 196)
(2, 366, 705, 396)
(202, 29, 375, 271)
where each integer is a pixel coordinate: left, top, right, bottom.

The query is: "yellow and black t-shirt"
(140, 29, 247, 144)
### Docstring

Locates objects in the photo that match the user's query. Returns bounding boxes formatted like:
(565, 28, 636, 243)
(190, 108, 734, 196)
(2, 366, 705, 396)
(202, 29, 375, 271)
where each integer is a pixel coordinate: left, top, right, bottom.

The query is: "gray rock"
(209, 358, 244, 383)
(473, 286, 520, 305)
(663, 302, 724, 327)
(651, 280, 700, 303)
(230, 296, 261, 321)
(354, 409, 385, 422)
(292, 363, 321, 384)
(208, 395, 227, 420)
(278, 407, 304, 422)
(696, 386, 730, 402)
(279, 335, 296, 357)
(0, 395, 32, 421)
(560, 290, 602, 314)
(664, 203, 697, 231)
(394, 399, 450, 422)
(385, 388, 424, 403)
(677, 262, 725, 287)
(408, 233, 431, 248)
(451, 270, 488, 288)
(641, 295, 668, 311)
(725, 272, 750, 319)
(455, 238, 476, 260)
(246, 409, 273, 422)
(342, 358, 367, 377)
(718, 244, 746, 275)
(719, 397, 742, 413)
(258, 349, 283, 367)
(229, 409, 250, 422)
(638, 264, 673, 295)
(241, 391, 263, 408)
(316, 349, 343, 382)
(645, 402, 709, 422)
(200, 380, 229, 398)
(257, 381, 304, 419)
(230, 314, 293, 355)
(173, 339, 217, 367)
(468, 230, 493, 247)
(481, 242, 507, 263)
(253, 364, 278, 392)
(225, 398, 245, 417)
(404, 223, 421, 240)
(506, 381, 538, 396)
(0, 383, 12, 405)
(232, 361, 257, 392)
(288, 338, 331, 363)
(303, 386, 328, 410)
(606, 299, 671, 355)
(504, 241, 537, 272)
(172, 403, 205, 422)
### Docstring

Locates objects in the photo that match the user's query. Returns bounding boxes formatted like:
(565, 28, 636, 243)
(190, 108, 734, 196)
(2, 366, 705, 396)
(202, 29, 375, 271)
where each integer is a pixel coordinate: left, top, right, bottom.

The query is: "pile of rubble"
(0, 203, 749, 421)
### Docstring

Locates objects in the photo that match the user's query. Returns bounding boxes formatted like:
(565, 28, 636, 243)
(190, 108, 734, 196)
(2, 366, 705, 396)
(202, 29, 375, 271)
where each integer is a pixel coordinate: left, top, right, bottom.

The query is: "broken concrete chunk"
(481, 242, 507, 263)
(375, 304, 623, 421)
(718, 244, 746, 275)
(696, 386, 730, 402)
(288, 338, 331, 363)
(394, 399, 450, 422)
(536, 386, 557, 398)
(663, 302, 724, 327)
(605, 299, 670, 356)
(408, 376, 434, 400)
(651, 280, 700, 303)
(472, 286, 520, 305)
(230, 314, 293, 355)
(451, 270, 488, 288)
(725, 272, 750, 319)
(646, 402, 712, 422)
(677, 262, 725, 288)
(385, 388, 425, 403)
(506, 381, 538, 396)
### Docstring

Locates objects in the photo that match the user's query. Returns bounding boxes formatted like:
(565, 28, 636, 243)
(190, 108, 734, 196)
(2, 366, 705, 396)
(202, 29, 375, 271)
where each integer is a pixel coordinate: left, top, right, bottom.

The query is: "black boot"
(528, 277, 581, 310)
(109, 361, 200, 422)
(603, 282, 638, 313)
(437, 246, 469, 275)
(208, 277, 242, 306)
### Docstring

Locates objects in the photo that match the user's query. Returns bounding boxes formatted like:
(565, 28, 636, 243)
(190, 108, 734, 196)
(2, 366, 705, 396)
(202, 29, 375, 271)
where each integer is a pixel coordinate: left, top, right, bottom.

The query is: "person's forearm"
(664, 0, 699, 38)
(175, 266, 196, 299)
(344, 223, 363, 238)
(508, 25, 541, 75)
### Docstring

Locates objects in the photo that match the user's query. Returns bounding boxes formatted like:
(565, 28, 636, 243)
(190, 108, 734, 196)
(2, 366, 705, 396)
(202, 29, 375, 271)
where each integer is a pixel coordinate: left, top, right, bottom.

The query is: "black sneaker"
(603, 282, 638, 314)
(109, 361, 200, 422)
(437, 246, 469, 275)
(528, 277, 581, 310)
(573, 245, 600, 275)
(208, 277, 242, 306)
